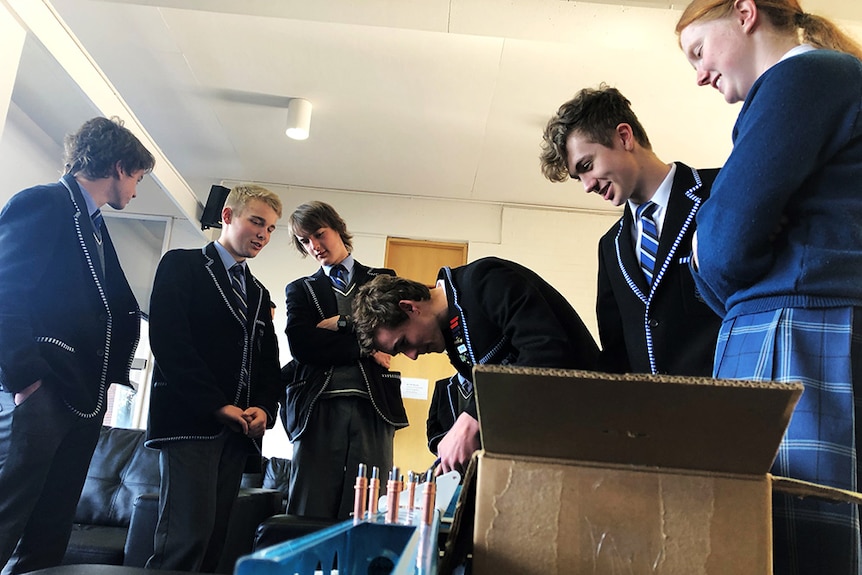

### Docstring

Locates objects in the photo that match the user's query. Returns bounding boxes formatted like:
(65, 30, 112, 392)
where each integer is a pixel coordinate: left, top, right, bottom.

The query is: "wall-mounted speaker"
(200, 184, 230, 230)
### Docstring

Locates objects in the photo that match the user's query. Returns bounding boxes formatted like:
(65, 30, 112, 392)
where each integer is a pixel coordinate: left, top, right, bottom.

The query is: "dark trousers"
(288, 395, 395, 520)
(0, 386, 102, 575)
(146, 431, 248, 573)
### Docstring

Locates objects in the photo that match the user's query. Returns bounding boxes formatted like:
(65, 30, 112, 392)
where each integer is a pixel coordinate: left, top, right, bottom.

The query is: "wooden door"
(385, 238, 467, 475)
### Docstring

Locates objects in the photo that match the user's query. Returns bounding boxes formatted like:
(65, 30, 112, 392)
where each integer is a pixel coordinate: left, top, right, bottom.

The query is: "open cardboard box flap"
(451, 366, 860, 574)
(771, 475, 862, 503)
(473, 365, 803, 476)
(470, 365, 861, 501)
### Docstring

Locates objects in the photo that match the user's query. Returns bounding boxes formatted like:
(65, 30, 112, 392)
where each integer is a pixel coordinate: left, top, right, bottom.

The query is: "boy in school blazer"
(0, 117, 153, 574)
(352, 257, 599, 475)
(541, 84, 721, 376)
(284, 201, 407, 521)
(145, 185, 282, 573)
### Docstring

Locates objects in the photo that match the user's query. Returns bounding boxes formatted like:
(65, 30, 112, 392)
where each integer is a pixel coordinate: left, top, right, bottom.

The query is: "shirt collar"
(456, 373, 473, 394)
(213, 240, 244, 273)
(628, 163, 676, 215)
(324, 253, 355, 277)
(76, 179, 101, 219)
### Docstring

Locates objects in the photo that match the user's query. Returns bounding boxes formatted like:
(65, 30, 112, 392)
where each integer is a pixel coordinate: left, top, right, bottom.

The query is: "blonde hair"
(676, 0, 862, 59)
(225, 184, 283, 218)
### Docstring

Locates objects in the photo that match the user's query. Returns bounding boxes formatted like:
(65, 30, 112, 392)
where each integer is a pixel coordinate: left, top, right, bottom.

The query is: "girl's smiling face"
(680, 13, 760, 104)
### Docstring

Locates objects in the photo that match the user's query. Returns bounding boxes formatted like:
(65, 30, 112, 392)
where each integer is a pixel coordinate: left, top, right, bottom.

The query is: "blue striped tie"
(230, 264, 247, 321)
(92, 209, 104, 243)
(331, 264, 348, 291)
(638, 202, 659, 285)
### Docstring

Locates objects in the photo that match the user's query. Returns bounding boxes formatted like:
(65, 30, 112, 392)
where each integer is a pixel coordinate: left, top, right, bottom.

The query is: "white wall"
(0, 103, 65, 202)
(106, 217, 168, 315)
(0, 6, 24, 145)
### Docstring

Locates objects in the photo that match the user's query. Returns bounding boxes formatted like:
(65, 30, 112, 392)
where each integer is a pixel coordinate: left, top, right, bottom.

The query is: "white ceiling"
(10, 0, 862, 221)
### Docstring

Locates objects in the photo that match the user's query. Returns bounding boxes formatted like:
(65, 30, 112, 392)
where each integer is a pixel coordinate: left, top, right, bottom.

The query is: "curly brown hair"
(352, 275, 430, 354)
(63, 116, 155, 179)
(540, 84, 651, 183)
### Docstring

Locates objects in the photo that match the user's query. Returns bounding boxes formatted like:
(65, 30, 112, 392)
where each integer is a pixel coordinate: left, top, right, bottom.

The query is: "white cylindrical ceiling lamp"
(285, 98, 312, 140)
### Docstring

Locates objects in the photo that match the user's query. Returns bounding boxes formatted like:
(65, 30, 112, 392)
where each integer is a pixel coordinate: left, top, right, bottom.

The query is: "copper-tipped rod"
(353, 463, 368, 523)
(369, 466, 380, 517)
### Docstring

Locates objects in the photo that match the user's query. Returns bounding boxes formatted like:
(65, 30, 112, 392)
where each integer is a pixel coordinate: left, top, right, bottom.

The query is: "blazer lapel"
(655, 165, 700, 275)
(205, 243, 233, 295)
(616, 208, 651, 293)
(614, 164, 707, 297)
(245, 267, 264, 324)
(446, 376, 460, 419)
(60, 174, 105, 282)
(204, 242, 246, 324)
(309, 268, 338, 318)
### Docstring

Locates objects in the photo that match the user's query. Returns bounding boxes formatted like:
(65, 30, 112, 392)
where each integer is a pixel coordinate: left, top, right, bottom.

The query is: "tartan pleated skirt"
(715, 307, 862, 575)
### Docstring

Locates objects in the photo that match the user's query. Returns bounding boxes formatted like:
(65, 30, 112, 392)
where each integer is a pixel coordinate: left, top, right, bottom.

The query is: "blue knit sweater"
(693, 49, 862, 319)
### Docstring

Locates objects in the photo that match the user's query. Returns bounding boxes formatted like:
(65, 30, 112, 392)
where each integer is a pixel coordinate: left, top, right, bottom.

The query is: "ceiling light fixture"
(285, 98, 312, 140)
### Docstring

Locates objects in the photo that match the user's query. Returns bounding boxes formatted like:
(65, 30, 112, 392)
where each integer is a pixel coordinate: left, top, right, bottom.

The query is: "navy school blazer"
(146, 242, 281, 449)
(0, 174, 139, 417)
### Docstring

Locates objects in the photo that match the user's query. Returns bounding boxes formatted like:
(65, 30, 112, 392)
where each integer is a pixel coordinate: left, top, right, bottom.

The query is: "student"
(540, 84, 721, 376)
(352, 256, 599, 474)
(676, 1, 862, 572)
(284, 201, 407, 520)
(0, 116, 153, 574)
(145, 184, 282, 572)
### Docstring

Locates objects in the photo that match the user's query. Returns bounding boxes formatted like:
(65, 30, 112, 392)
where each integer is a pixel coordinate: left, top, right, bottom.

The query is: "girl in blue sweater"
(677, 1, 862, 573)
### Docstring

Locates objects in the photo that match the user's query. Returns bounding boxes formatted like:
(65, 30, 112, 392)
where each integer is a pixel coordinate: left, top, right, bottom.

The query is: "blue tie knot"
(331, 264, 348, 290)
(637, 201, 657, 220)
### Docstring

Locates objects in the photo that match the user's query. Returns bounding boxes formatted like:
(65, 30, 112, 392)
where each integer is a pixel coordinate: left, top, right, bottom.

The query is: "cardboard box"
(470, 366, 805, 575)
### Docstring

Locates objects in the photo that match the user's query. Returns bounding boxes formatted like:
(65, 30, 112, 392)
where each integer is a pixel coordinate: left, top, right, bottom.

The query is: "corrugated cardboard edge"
(473, 364, 805, 390)
(479, 450, 764, 480)
(771, 475, 862, 504)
